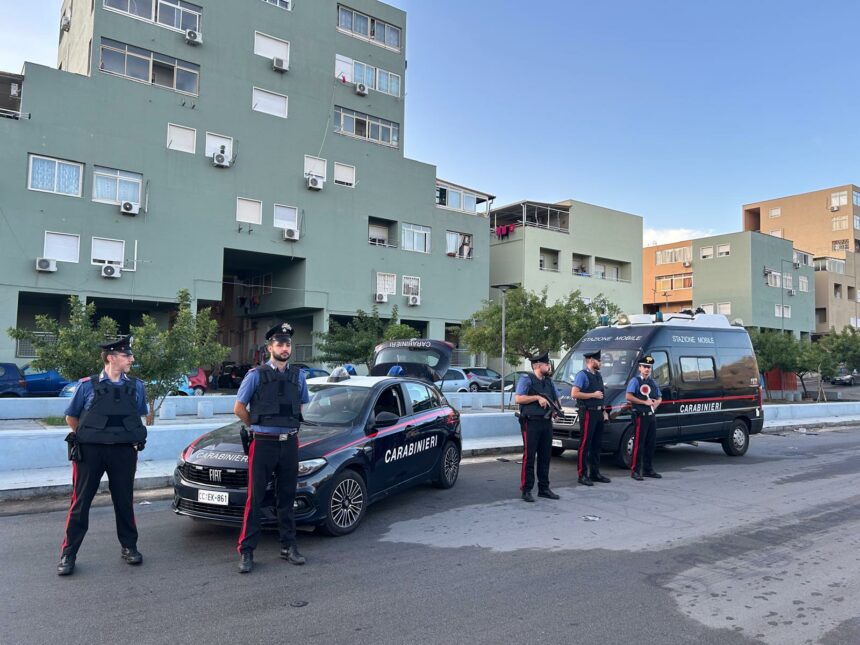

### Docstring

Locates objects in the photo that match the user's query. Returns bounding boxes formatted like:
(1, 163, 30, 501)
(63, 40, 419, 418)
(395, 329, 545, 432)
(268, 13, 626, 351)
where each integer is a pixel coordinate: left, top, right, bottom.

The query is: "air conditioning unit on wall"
(36, 257, 57, 272)
(283, 227, 300, 241)
(101, 264, 121, 279)
(272, 57, 288, 72)
(212, 151, 231, 168)
(120, 201, 140, 215)
(306, 175, 324, 191)
(355, 82, 368, 96)
(185, 29, 202, 45)
(407, 294, 421, 306)
(375, 292, 388, 303)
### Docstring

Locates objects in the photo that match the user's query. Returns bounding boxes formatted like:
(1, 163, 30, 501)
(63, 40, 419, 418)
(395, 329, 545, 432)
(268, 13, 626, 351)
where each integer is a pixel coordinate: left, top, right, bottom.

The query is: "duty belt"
(254, 431, 298, 441)
(579, 405, 604, 411)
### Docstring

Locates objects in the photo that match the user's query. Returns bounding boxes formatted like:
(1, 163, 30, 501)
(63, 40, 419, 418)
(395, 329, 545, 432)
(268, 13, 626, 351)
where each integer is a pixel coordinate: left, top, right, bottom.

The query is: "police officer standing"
(625, 355, 663, 480)
(514, 352, 561, 502)
(57, 337, 148, 576)
(234, 322, 310, 574)
(571, 350, 611, 486)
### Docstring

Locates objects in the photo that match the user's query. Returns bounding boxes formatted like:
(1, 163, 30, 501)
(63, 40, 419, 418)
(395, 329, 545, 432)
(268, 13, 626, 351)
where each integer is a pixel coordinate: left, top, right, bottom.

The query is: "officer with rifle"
(514, 351, 562, 502)
(571, 350, 612, 486)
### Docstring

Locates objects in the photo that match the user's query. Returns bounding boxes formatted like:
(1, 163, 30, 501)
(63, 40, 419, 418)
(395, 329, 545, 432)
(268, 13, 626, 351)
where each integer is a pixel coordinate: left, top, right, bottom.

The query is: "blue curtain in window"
(57, 164, 80, 195)
(30, 158, 56, 190)
(95, 174, 116, 201)
(118, 179, 140, 203)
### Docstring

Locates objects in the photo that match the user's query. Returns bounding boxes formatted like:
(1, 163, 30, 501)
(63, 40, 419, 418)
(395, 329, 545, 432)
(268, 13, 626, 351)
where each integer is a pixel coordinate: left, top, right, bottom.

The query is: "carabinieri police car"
(172, 340, 461, 536)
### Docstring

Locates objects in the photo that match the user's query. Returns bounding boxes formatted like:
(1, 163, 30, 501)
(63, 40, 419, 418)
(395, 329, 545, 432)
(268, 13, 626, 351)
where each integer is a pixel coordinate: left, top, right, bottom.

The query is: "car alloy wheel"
(434, 441, 460, 489)
(469, 382, 479, 392)
(322, 470, 367, 536)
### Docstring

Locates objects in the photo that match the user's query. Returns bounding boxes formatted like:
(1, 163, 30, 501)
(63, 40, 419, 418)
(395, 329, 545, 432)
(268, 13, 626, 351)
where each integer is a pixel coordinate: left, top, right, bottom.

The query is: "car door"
(648, 349, 679, 442)
(367, 383, 409, 493)
(401, 381, 447, 476)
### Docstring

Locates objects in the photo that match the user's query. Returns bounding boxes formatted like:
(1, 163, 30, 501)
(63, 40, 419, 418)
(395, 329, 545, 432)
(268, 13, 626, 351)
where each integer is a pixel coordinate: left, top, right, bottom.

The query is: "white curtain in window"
(446, 232, 458, 254)
(335, 55, 352, 82)
(44, 232, 79, 263)
(236, 198, 262, 224)
(56, 163, 80, 195)
(304, 156, 326, 179)
(118, 177, 140, 203)
(30, 157, 56, 191)
(167, 124, 196, 152)
(252, 88, 288, 117)
(255, 33, 289, 61)
(92, 237, 125, 264)
(274, 204, 297, 228)
(334, 163, 355, 186)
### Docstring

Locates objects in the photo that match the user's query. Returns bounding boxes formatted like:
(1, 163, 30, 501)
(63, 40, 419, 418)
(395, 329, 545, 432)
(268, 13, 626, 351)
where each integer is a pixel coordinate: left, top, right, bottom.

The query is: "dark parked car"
(217, 362, 251, 389)
(831, 367, 856, 386)
(22, 365, 69, 396)
(0, 363, 28, 397)
(488, 370, 532, 391)
(173, 339, 461, 536)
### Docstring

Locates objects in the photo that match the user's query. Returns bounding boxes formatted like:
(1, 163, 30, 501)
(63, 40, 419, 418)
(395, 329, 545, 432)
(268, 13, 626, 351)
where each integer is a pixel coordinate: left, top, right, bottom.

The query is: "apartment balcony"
(490, 200, 570, 241)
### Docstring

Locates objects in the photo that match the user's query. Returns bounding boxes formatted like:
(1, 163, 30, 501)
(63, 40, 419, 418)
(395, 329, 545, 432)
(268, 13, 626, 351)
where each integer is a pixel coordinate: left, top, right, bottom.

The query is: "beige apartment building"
(743, 185, 860, 335)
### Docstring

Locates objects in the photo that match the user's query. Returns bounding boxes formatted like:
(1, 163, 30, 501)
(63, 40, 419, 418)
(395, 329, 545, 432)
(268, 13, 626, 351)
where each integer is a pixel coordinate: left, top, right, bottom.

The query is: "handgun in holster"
(64, 432, 82, 462)
(239, 425, 252, 455)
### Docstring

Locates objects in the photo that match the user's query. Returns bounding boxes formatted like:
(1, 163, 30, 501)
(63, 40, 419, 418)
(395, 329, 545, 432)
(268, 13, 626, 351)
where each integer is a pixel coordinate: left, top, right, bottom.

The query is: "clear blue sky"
(4, 1, 860, 244)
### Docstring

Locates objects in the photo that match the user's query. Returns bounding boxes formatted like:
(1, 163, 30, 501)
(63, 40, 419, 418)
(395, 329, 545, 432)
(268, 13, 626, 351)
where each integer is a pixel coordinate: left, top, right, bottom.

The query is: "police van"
(551, 312, 763, 467)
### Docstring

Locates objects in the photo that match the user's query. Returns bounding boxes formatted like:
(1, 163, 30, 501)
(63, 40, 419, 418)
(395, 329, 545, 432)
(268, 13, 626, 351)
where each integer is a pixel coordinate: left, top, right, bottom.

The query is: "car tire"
(614, 425, 635, 468)
(468, 382, 480, 392)
(551, 447, 566, 457)
(320, 469, 367, 537)
(433, 440, 461, 489)
(722, 419, 750, 457)
(193, 387, 205, 396)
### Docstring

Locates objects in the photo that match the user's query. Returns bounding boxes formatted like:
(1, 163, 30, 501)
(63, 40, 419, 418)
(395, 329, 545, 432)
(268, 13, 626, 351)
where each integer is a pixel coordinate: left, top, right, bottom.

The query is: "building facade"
(643, 232, 815, 338)
(0, 0, 492, 366)
(743, 185, 860, 335)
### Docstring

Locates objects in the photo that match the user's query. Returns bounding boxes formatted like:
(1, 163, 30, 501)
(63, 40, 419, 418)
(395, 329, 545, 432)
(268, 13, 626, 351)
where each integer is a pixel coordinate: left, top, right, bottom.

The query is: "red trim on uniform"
(520, 420, 528, 491)
(631, 416, 642, 473)
(60, 460, 78, 555)
(578, 411, 590, 477)
(236, 438, 257, 553)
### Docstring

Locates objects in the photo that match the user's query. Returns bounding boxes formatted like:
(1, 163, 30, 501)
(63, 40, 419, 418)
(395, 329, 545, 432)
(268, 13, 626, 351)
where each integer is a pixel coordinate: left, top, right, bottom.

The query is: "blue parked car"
(0, 363, 28, 397)
(22, 365, 69, 396)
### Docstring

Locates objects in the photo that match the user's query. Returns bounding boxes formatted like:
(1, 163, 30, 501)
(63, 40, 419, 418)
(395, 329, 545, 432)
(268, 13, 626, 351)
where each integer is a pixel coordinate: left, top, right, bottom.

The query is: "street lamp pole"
(494, 284, 518, 410)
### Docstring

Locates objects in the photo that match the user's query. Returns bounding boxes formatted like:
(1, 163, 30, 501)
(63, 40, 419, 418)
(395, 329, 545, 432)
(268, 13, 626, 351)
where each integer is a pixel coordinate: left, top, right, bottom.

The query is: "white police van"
(552, 312, 764, 467)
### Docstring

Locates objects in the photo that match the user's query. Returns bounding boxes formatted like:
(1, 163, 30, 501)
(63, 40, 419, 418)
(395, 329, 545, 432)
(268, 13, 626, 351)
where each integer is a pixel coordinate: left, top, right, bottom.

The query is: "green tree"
(748, 329, 796, 400)
(460, 288, 620, 366)
(793, 338, 836, 401)
(314, 305, 418, 370)
(820, 326, 860, 372)
(130, 289, 229, 424)
(6, 296, 119, 380)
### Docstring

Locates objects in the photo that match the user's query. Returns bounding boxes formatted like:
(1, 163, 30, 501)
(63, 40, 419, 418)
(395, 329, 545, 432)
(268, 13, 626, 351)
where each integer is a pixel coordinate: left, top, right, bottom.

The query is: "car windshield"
(556, 349, 639, 388)
(303, 384, 372, 426)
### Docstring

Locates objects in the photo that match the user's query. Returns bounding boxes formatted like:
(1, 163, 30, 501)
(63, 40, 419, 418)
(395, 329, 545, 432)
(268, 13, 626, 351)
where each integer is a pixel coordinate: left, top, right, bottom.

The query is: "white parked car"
(435, 367, 471, 392)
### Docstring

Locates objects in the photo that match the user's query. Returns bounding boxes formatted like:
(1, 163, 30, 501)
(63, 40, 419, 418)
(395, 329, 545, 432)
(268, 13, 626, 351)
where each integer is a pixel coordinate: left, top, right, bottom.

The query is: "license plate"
(552, 439, 563, 448)
(198, 490, 229, 506)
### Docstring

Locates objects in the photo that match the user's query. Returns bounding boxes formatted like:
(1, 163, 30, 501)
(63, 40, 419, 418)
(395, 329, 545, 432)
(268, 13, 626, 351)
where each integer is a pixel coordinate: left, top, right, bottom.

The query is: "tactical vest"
(76, 376, 147, 445)
(249, 365, 303, 428)
(576, 369, 605, 410)
(630, 375, 659, 414)
(519, 373, 557, 418)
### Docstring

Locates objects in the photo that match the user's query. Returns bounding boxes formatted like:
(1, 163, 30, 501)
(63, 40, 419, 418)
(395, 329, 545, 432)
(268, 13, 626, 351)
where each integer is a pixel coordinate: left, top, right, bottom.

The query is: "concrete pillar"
(0, 287, 20, 364)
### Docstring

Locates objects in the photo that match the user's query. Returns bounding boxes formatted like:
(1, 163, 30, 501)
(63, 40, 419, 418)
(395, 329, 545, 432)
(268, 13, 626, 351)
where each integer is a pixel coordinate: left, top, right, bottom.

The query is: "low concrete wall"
(762, 402, 860, 421)
(0, 395, 237, 420)
(0, 414, 519, 473)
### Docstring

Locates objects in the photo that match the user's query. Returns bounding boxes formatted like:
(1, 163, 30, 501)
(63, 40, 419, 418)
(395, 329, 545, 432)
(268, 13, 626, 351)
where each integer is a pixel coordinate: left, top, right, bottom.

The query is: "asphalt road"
(2, 428, 859, 645)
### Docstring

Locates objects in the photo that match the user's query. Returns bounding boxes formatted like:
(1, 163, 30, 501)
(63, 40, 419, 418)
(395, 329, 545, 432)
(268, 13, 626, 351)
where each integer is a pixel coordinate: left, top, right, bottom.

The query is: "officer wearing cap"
(234, 322, 310, 574)
(57, 337, 148, 576)
(625, 355, 663, 481)
(514, 351, 562, 502)
(571, 349, 612, 486)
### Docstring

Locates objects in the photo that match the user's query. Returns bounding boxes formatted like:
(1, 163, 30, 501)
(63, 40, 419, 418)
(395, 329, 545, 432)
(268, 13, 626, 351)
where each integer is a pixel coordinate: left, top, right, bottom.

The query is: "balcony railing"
(368, 238, 398, 249)
(571, 270, 631, 284)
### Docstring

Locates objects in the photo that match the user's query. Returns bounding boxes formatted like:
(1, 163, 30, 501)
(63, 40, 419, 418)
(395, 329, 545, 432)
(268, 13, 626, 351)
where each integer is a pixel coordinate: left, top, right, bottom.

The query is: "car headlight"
(298, 458, 327, 476)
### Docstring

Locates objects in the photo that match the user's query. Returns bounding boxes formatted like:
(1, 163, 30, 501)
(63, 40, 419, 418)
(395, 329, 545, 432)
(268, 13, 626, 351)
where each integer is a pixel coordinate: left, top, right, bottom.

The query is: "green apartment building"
(0, 0, 493, 366)
(690, 232, 815, 339)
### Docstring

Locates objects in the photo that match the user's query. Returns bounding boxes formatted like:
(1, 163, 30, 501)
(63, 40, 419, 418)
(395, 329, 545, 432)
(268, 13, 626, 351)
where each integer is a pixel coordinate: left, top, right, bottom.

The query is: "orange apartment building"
(642, 242, 693, 314)
(743, 184, 860, 335)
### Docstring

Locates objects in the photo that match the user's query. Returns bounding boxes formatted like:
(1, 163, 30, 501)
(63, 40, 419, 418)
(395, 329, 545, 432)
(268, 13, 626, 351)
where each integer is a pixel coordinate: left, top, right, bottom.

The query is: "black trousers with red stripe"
(237, 434, 298, 553)
(631, 412, 657, 474)
(60, 443, 138, 558)
(520, 416, 552, 493)
(577, 408, 604, 478)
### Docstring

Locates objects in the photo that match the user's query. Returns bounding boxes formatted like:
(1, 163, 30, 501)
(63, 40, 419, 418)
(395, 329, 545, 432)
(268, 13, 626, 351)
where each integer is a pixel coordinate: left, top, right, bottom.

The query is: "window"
(167, 123, 196, 153)
(833, 239, 849, 251)
(334, 106, 400, 147)
(650, 351, 671, 388)
(104, 0, 201, 32)
(834, 284, 843, 299)
(99, 38, 199, 95)
(402, 275, 420, 296)
(768, 207, 781, 218)
(716, 243, 730, 257)
(335, 54, 401, 96)
(855, 216, 860, 230)
(404, 382, 436, 413)
(783, 273, 793, 290)
(376, 69, 401, 97)
(854, 191, 860, 207)
(700, 246, 713, 260)
(254, 32, 289, 63)
(334, 162, 355, 187)
(274, 204, 298, 229)
(261, 0, 290, 9)
(402, 223, 431, 253)
(204, 132, 233, 159)
(236, 197, 262, 225)
(832, 216, 849, 231)
(44, 231, 80, 263)
(699, 303, 715, 314)
(369, 223, 389, 246)
(303, 155, 326, 180)
(28, 155, 83, 196)
(252, 87, 288, 118)
(783, 305, 791, 319)
(793, 250, 812, 266)
(436, 186, 480, 212)
(769, 229, 783, 238)
(446, 231, 473, 259)
(680, 356, 716, 382)
(655, 246, 692, 265)
(91, 236, 125, 265)
(376, 272, 396, 295)
(337, 5, 401, 51)
(92, 166, 143, 205)
(766, 271, 781, 288)
(831, 191, 848, 207)
(717, 302, 731, 315)
(814, 258, 845, 273)
(799, 275, 809, 292)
